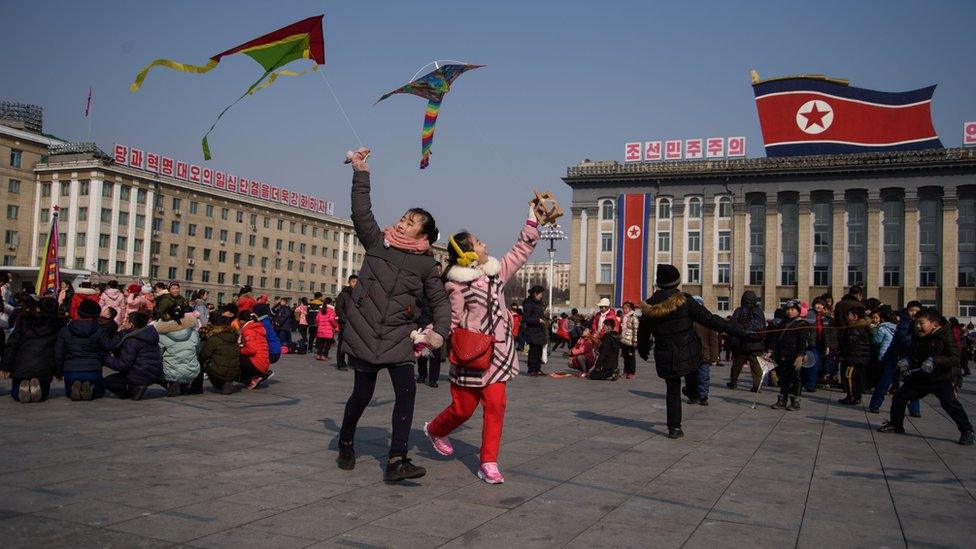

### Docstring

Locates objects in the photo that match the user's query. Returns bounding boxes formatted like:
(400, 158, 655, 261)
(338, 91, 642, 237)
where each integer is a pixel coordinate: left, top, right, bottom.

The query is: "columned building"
(563, 148, 976, 316)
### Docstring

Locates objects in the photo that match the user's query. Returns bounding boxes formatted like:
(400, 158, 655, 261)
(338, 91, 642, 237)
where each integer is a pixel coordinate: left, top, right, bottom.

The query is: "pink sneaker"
(424, 422, 454, 456)
(247, 376, 262, 390)
(478, 462, 504, 484)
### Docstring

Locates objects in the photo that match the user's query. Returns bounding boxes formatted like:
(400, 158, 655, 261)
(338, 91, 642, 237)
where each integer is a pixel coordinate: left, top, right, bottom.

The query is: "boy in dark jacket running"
(102, 312, 164, 400)
(1, 297, 65, 402)
(838, 306, 872, 405)
(879, 308, 974, 446)
(768, 300, 811, 411)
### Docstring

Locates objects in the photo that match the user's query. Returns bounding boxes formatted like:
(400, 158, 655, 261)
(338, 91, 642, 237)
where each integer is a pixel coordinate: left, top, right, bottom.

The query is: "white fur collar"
(446, 256, 500, 283)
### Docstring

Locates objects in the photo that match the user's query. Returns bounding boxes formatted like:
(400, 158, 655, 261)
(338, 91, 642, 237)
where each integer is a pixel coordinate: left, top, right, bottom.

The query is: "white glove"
(921, 357, 934, 373)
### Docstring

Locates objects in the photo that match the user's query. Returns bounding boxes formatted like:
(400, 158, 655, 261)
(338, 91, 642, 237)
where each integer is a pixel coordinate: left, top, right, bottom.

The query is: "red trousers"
(428, 382, 507, 463)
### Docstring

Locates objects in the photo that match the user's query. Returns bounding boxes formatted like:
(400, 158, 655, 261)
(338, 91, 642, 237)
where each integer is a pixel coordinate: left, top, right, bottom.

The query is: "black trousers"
(664, 374, 699, 429)
(190, 367, 231, 390)
(316, 337, 334, 357)
(339, 360, 416, 458)
(103, 373, 165, 398)
(336, 328, 348, 369)
(844, 362, 865, 400)
(621, 345, 637, 375)
(239, 358, 268, 382)
(527, 344, 544, 373)
(777, 362, 800, 399)
(416, 349, 442, 383)
(891, 379, 973, 432)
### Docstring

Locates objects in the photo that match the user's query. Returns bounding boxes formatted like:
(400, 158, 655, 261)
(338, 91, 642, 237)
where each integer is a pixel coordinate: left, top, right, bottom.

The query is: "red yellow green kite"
(130, 15, 325, 160)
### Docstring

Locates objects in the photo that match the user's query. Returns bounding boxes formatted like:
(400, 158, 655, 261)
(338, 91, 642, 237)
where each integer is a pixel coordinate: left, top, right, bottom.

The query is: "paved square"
(1, 354, 974, 548)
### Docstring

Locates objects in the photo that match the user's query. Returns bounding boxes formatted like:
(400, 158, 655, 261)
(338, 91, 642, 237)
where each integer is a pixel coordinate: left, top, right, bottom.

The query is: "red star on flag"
(800, 102, 830, 130)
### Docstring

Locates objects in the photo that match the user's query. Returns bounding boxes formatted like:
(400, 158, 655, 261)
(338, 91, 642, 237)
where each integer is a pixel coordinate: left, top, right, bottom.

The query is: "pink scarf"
(384, 226, 431, 254)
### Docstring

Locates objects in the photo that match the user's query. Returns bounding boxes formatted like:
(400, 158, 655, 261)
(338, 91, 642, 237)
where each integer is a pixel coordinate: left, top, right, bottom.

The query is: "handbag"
(448, 277, 497, 370)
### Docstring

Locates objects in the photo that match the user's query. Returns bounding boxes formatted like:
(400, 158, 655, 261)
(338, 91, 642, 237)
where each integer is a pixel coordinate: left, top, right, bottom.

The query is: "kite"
(130, 15, 325, 160)
(376, 62, 483, 169)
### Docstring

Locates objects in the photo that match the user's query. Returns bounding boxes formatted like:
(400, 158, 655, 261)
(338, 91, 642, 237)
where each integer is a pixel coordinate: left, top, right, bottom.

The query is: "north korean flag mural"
(753, 77, 943, 157)
(615, 194, 651, 306)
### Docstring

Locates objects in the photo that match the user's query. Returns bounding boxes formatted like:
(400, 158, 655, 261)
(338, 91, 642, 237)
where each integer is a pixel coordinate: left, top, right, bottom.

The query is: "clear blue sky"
(2, 0, 974, 260)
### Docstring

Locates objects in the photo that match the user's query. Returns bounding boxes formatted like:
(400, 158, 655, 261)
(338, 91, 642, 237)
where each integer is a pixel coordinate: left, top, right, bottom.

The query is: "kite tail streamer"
(420, 99, 441, 169)
(249, 64, 319, 95)
(130, 58, 219, 92)
(201, 69, 274, 160)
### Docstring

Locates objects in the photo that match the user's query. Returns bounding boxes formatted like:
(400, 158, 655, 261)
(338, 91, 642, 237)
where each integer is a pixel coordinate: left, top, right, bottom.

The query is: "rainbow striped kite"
(376, 63, 483, 169)
(130, 15, 325, 160)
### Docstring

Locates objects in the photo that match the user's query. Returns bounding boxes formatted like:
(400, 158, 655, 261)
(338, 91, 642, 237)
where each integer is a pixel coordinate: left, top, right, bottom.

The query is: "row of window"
(598, 197, 733, 221)
(599, 230, 731, 253)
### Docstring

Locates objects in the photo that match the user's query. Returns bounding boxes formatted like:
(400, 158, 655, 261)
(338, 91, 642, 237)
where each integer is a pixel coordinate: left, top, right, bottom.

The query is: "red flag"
(35, 206, 61, 296)
(85, 87, 92, 118)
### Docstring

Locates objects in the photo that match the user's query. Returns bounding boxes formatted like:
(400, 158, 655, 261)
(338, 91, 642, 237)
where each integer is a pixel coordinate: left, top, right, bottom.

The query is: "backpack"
(306, 303, 321, 326)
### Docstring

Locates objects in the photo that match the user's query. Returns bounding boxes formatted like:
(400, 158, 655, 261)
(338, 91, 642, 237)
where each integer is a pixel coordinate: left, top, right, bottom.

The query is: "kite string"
(318, 69, 365, 148)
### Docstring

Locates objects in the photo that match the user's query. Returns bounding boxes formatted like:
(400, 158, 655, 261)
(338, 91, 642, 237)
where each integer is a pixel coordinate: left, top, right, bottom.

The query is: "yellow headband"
(449, 235, 480, 267)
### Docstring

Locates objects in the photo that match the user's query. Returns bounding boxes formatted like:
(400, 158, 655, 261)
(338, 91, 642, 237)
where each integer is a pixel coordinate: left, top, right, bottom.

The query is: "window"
(7, 179, 20, 194)
(137, 188, 147, 204)
(3, 230, 17, 246)
(717, 297, 731, 312)
(221, 208, 229, 220)
(884, 266, 901, 287)
(189, 201, 198, 214)
(136, 214, 145, 228)
(169, 244, 179, 256)
(234, 253, 242, 265)
(718, 198, 732, 218)
(749, 265, 764, 286)
(847, 266, 864, 287)
(781, 266, 796, 286)
(717, 263, 731, 284)
(185, 269, 194, 282)
(263, 237, 270, 249)
(600, 200, 614, 220)
(150, 265, 160, 278)
(98, 259, 108, 272)
(813, 201, 831, 253)
(599, 263, 612, 283)
(202, 270, 211, 283)
(687, 231, 700, 252)
(960, 267, 976, 288)
(960, 301, 976, 317)
(600, 232, 613, 252)
(187, 246, 195, 259)
(218, 272, 226, 284)
(657, 232, 671, 252)
(287, 260, 294, 271)
(249, 235, 256, 246)
(9, 149, 22, 167)
(233, 273, 240, 285)
(658, 199, 671, 219)
(152, 218, 162, 231)
(78, 207, 88, 222)
(247, 255, 255, 267)
(134, 238, 143, 251)
(117, 236, 127, 249)
(203, 227, 213, 239)
(689, 198, 702, 218)
(718, 231, 731, 252)
(40, 208, 49, 223)
(301, 224, 307, 235)
(813, 266, 829, 286)
(188, 224, 197, 237)
(687, 263, 700, 284)
(219, 229, 228, 241)
(264, 217, 270, 229)
(203, 248, 211, 261)
(116, 261, 126, 274)
(102, 182, 114, 197)
(168, 267, 177, 279)
(172, 197, 181, 210)
(101, 209, 111, 223)
(42, 183, 51, 197)
(235, 232, 243, 245)
(119, 186, 130, 201)
(76, 232, 86, 247)
(79, 180, 90, 196)
(277, 219, 284, 231)
(171, 220, 181, 234)
(133, 262, 142, 275)
(99, 234, 110, 248)
(6, 205, 18, 220)
(61, 184, 70, 197)
(218, 251, 227, 262)
(288, 241, 295, 252)
(276, 239, 283, 250)
(290, 221, 296, 233)
(236, 211, 243, 223)
(920, 265, 938, 287)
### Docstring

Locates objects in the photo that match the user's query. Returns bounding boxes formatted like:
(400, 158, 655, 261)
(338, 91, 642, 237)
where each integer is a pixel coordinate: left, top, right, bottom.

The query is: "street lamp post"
(539, 224, 566, 312)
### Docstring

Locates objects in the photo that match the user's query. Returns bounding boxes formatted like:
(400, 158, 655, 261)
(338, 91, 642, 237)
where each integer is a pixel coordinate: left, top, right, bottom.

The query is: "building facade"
(563, 148, 976, 316)
(1, 109, 447, 304)
(513, 261, 570, 304)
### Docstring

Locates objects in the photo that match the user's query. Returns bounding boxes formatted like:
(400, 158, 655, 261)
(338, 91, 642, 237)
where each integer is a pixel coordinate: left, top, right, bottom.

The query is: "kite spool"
(529, 189, 564, 226)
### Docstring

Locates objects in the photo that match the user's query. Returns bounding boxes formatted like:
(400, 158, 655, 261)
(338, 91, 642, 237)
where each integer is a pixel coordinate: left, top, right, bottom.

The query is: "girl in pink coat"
(121, 284, 149, 330)
(315, 298, 339, 361)
(424, 204, 542, 484)
(99, 280, 127, 327)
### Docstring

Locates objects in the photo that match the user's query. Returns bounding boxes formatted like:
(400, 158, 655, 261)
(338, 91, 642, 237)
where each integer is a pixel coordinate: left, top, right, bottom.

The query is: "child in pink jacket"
(315, 297, 338, 361)
(424, 204, 542, 484)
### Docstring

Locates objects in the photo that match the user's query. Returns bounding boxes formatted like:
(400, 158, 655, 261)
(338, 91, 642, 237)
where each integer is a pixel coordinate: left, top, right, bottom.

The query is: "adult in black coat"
(727, 290, 767, 390)
(637, 264, 753, 438)
(589, 327, 621, 381)
(522, 286, 547, 376)
(0, 298, 66, 402)
(54, 299, 120, 400)
(102, 312, 165, 400)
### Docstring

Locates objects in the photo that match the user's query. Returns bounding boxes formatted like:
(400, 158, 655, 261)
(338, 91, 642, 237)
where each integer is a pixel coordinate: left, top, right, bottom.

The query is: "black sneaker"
(726, 382, 737, 389)
(771, 397, 787, 410)
(416, 375, 427, 384)
(877, 421, 905, 434)
(959, 429, 975, 446)
(838, 396, 857, 405)
(80, 381, 93, 401)
(70, 380, 82, 401)
(337, 444, 356, 470)
(384, 457, 426, 482)
(698, 397, 709, 406)
(787, 398, 801, 411)
(429, 382, 439, 388)
(667, 428, 684, 440)
(131, 386, 148, 401)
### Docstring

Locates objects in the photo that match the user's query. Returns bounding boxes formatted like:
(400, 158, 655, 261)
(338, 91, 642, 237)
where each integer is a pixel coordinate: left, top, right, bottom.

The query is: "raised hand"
(344, 147, 371, 172)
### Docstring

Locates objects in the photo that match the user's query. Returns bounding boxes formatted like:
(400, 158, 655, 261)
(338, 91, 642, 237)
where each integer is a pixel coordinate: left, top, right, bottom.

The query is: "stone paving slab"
(1, 354, 975, 548)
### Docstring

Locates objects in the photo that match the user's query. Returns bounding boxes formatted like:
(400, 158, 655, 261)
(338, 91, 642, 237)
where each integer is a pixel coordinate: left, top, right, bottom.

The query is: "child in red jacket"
(238, 310, 271, 390)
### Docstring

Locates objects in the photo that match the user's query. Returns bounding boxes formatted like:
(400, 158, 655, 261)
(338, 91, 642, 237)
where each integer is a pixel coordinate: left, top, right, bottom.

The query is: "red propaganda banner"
(644, 141, 662, 161)
(752, 76, 943, 156)
(129, 148, 145, 169)
(146, 152, 160, 172)
(176, 161, 189, 180)
(965, 122, 976, 147)
(114, 144, 128, 164)
(665, 140, 682, 160)
(624, 142, 642, 162)
(202, 168, 213, 186)
(706, 137, 724, 158)
(161, 157, 174, 176)
(727, 136, 746, 157)
(685, 139, 703, 159)
(615, 194, 650, 306)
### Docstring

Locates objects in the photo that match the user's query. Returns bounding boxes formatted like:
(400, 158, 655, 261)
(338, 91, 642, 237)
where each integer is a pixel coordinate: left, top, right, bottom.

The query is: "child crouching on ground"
(879, 308, 974, 445)
(102, 312, 164, 400)
(568, 328, 599, 376)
